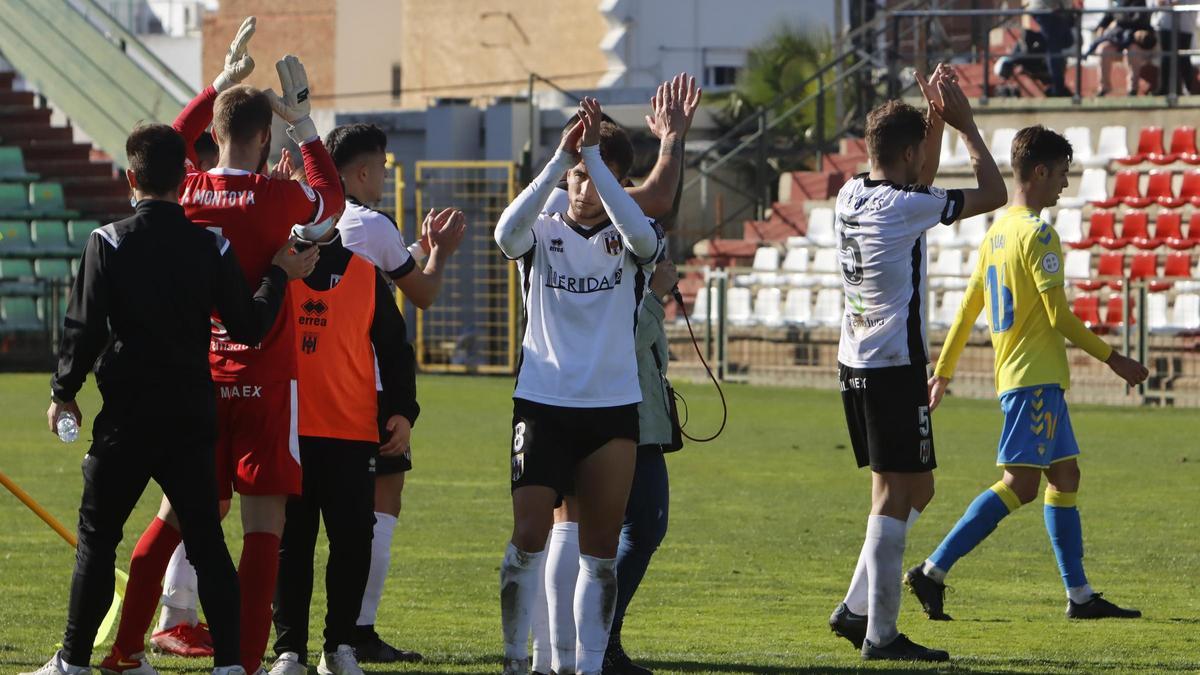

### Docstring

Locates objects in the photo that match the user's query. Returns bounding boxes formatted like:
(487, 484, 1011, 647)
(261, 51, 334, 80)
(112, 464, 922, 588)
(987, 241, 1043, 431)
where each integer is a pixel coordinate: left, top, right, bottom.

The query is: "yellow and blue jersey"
(968, 205, 1070, 394)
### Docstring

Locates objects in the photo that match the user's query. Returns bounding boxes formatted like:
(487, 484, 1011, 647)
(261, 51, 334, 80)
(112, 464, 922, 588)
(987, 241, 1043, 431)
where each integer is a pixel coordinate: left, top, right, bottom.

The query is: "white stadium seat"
(749, 246, 781, 286)
(990, 127, 1018, 168)
(689, 287, 709, 323)
(781, 247, 809, 286)
(810, 248, 841, 286)
(726, 287, 753, 325)
(930, 248, 965, 289)
(927, 221, 957, 250)
(813, 288, 843, 326)
(956, 213, 989, 249)
(1065, 250, 1091, 279)
(941, 129, 970, 168)
(1058, 168, 1108, 208)
(965, 249, 980, 277)
(753, 287, 783, 326)
(783, 288, 814, 326)
(1054, 208, 1084, 246)
(1094, 125, 1130, 165)
(1172, 294, 1200, 332)
(1064, 127, 1098, 168)
(933, 290, 964, 328)
(1148, 293, 1170, 333)
(806, 207, 837, 247)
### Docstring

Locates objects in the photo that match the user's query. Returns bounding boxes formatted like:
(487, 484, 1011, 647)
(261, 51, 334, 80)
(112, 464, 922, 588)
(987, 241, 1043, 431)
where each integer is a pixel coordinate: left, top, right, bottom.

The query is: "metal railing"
(889, 5, 1200, 106)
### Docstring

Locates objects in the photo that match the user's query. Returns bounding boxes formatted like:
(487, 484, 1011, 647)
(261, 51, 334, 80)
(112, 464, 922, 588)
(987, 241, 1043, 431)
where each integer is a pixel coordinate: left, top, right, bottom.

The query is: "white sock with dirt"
(500, 542, 544, 660)
(844, 507, 920, 615)
(864, 515, 906, 648)
(356, 512, 397, 627)
(158, 543, 199, 631)
(573, 554, 617, 675)
(546, 522, 580, 673)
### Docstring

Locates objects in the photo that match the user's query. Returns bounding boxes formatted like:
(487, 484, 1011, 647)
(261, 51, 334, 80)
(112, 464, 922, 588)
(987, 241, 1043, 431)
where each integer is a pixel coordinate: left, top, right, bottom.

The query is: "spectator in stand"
(1025, 0, 1076, 97)
(1088, 0, 1157, 96)
(1153, 0, 1200, 95)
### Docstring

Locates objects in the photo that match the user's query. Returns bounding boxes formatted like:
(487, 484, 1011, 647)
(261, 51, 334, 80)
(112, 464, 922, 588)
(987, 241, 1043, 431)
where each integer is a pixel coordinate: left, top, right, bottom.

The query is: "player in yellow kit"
(905, 126, 1150, 622)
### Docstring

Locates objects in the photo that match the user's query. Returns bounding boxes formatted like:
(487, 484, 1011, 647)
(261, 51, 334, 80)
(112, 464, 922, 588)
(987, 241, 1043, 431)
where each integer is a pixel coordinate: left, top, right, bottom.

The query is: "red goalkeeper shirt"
(174, 85, 343, 383)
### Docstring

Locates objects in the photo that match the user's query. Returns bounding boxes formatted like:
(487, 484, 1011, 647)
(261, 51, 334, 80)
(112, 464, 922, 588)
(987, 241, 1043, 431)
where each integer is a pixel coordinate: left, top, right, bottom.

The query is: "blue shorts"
(996, 385, 1080, 468)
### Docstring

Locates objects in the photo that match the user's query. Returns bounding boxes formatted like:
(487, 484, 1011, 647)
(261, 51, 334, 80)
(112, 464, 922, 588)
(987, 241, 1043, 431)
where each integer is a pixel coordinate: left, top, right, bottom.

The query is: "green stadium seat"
(0, 259, 34, 279)
(0, 146, 35, 181)
(29, 182, 66, 215)
(34, 258, 71, 280)
(31, 220, 69, 255)
(68, 219, 99, 249)
(0, 220, 32, 255)
(0, 183, 29, 215)
(0, 296, 42, 332)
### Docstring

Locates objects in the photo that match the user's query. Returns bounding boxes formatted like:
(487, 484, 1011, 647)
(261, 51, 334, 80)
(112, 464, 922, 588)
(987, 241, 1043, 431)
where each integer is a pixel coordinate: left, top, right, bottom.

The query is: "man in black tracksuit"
(34, 124, 315, 675)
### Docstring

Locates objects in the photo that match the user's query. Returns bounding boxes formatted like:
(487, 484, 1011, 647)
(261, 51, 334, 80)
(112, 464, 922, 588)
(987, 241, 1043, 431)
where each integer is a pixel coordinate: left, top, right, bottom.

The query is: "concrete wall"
(333, 0, 402, 110)
(142, 34, 202, 90)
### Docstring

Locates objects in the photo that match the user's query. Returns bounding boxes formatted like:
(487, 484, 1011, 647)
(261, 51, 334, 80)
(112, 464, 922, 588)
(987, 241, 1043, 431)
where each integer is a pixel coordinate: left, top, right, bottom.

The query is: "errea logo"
(549, 238, 564, 253)
(299, 298, 328, 326)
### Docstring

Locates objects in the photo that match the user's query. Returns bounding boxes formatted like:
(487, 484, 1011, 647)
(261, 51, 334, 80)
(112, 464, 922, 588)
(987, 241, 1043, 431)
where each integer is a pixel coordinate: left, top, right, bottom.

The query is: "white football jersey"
(834, 174, 964, 369)
(336, 199, 415, 280)
(513, 212, 661, 407)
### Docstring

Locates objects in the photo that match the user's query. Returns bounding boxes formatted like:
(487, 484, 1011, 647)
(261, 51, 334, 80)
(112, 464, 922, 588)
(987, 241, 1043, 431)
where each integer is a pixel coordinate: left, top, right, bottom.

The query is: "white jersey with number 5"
(834, 173, 964, 369)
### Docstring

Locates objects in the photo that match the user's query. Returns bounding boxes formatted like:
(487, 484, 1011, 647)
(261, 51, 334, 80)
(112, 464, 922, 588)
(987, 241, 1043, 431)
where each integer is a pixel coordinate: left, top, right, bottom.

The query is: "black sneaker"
(602, 639, 652, 675)
(1067, 593, 1142, 620)
(351, 626, 423, 663)
(904, 565, 953, 621)
(861, 633, 950, 662)
(828, 602, 867, 649)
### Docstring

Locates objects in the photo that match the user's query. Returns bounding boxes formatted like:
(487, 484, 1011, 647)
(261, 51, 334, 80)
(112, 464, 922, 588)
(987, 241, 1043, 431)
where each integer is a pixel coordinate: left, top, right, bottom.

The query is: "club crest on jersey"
(603, 231, 622, 256)
(920, 439, 932, 464)
(301, 332, 319, 354)
(549, 238, 565, 253)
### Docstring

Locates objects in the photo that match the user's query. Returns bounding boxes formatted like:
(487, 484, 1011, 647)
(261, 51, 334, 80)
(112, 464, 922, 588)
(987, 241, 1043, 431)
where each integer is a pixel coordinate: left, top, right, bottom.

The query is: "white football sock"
(530, 535, 552, 674)
(547, 522, 580, 673)
(922, 559, 948, 584)
(573, 554, 617, 675)
(158, 543, 198, 631)
(356, 512, 397, 626)
(864, 515, 906, 648)
(1068, 583, 1095, 605)
(500, 542, 544, 661)
(844, 507, 920, 615)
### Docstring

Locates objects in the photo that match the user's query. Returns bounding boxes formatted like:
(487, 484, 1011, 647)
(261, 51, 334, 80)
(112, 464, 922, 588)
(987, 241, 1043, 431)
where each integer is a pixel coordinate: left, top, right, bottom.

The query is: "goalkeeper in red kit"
(99, 17, 345, 675)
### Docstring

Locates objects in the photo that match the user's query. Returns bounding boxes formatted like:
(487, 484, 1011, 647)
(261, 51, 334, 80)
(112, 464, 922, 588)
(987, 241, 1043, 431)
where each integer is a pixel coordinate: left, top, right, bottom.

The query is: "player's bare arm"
(935, 77, 1006, 218)
(627, 73, 701, 219)
(394, 208, 466, 309)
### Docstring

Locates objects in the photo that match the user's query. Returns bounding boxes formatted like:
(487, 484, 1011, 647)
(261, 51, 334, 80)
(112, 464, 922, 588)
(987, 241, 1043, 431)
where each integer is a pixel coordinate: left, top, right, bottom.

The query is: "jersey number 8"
(985, 264, 1015, 333)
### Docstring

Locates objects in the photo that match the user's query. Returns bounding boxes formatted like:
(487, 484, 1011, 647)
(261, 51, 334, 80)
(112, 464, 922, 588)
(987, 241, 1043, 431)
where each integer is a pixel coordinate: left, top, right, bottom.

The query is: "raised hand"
(578, 97, 603, 148)
(428, 208, 467, 257)
(559, 120, 585, 159)
(268, 148, 294, 180)
(271, 237, 320, 280)
(265, 55, 317, 142)
(213, 16, 256, 92)
(935, 76, 976, 133)
(645, 76, 687, 141)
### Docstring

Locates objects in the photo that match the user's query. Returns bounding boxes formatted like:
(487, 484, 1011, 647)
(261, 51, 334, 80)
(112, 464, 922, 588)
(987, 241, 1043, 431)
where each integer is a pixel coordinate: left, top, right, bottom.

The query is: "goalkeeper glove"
(265, 55, 318, 144)
(212, 16, 256, 92)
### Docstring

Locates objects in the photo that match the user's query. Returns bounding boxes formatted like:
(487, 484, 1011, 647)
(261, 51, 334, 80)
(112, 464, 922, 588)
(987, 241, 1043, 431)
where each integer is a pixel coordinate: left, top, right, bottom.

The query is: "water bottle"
(56, 411, 79, 443)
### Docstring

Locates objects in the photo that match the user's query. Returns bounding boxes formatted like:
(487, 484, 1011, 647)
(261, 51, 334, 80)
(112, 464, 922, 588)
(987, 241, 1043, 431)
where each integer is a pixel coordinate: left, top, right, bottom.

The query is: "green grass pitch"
(1, 372, 1198, 673)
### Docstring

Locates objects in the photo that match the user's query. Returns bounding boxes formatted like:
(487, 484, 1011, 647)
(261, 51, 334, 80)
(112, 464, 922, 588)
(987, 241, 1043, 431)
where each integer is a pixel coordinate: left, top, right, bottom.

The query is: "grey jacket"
(636, 291, 674, 447)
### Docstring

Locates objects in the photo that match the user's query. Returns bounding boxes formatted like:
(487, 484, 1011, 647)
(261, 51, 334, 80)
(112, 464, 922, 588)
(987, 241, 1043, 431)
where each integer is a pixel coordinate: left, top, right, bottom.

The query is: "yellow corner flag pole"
(0, 470, 127, 648)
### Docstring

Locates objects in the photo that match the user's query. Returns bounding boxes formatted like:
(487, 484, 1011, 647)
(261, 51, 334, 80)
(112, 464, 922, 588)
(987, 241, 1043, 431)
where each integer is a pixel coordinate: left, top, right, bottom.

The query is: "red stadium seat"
(1102, 210, 1147, 249)
(1076, 210, 1116, 248)
(1164, 251, 1193, 278)
(1139, 210, 1182, 249)
(1072, 295, 1103, 328)
(1162, 126, 1200, 165)
(1117, 126, 1164, 165)
(1144, 170, 1182, 208)
(1129, 251, 1157, 280)
(1179, 169, 1200, 206)
(1093, 170, 1145, 208)
(1098, 251, 1125, 289)
(1103, 295, 1135, 329)
(1173, 213, 1200, 250)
